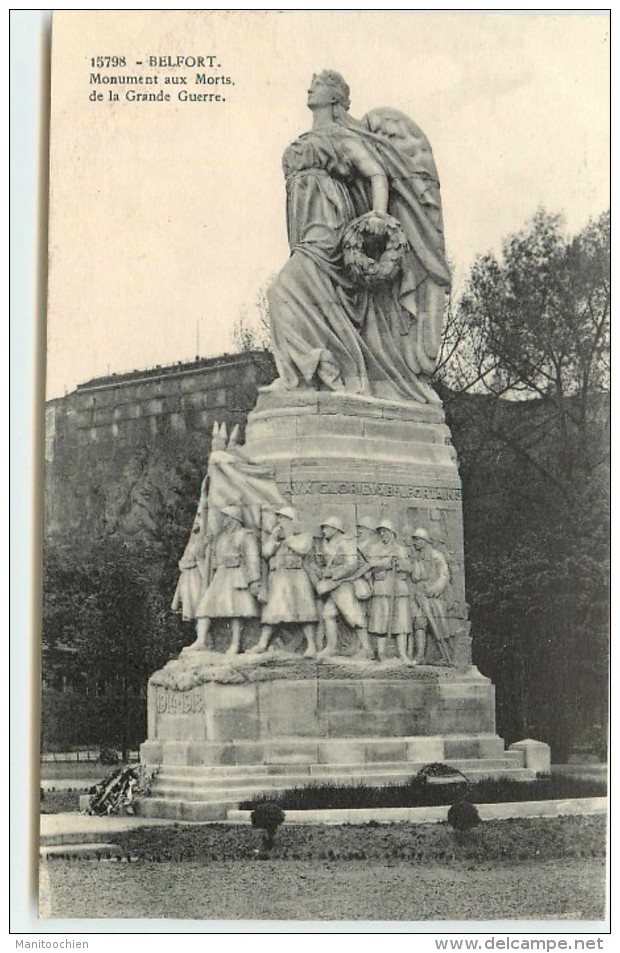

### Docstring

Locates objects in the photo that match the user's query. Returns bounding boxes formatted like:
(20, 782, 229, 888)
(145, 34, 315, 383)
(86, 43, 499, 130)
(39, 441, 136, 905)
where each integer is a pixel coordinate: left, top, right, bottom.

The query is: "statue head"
(320, 515, 345, 539)
(356, 516, 376, 539)
(376, 518, 397, 544)
(275, 505, 296, 523)
(308, 71, 350, 114)
(411, 526, 431, 550)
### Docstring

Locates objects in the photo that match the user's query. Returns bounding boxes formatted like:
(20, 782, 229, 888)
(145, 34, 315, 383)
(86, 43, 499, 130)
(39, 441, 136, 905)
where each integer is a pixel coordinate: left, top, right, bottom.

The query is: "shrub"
(448, 799, 481, 832)
(99, 747, 120, 766)
(250, 801, 286, 856)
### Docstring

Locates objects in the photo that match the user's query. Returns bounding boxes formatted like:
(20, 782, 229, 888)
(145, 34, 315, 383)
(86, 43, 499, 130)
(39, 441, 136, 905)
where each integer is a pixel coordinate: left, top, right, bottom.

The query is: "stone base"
(136, 391, 541, 822)
(145, 666, 497, 743)
(138, 659, 535, 820)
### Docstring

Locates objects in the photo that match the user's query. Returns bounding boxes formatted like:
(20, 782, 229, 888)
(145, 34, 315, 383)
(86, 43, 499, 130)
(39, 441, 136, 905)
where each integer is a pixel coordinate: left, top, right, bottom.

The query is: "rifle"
(315, 557, 371, 595)
(385, 554, 398, 641)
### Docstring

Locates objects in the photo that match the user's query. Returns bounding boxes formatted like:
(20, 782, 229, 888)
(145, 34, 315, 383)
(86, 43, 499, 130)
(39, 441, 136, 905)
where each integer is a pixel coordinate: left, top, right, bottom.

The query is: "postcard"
(33, 9, 609, 934)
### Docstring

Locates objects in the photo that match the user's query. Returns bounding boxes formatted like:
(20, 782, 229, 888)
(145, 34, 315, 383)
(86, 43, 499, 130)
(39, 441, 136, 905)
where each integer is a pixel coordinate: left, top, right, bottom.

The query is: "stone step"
(150, 766, 537, 802)
(153, 757, 524, 786)
(136, 766, 541, 823)
(136, 797, 233, 822)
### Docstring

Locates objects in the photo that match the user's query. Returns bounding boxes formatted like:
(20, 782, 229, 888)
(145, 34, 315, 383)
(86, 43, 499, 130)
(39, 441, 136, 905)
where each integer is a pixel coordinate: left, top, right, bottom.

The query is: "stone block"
(258, 680, 318, 737)
(319, 710, 373, 737)
(320, 710, 420, 738)
(140, 740, 163, 764)
(442, 737, 479, 760)
(509, 739, 551, 773)
(296, 435, 372, 460)
(264, 741, 319, 764)
(443, 734, 505, 760)
(318, 680, 365, 712)
(297, 414, 364, 438)
(207, 682, 259, 712)
(156, 714, 207, 742)
(161, 743, 192, 765)
(430, 708, 495, 735)
(181, 800, 231, 822)
(317, 740, 367, 765)
(404, 737, 445, 763)
(437, 681, 485, 701)
(186, 742, 236, 766)
(360, 418, 431, 444)
(248, 436, 302, 462)
(232, 742, 268, 766)
(255, 390, 319, 414)
(363, 740, 408, 763)
(208, 709, 261, 742)
(362, 680, 426, 712)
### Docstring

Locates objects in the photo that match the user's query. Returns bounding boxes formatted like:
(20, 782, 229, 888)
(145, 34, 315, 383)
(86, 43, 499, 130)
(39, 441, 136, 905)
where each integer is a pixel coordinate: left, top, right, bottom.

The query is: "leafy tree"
(440, 208, 609, 495)
(42, 538, 185, 758)
(437, 209, 610, 757)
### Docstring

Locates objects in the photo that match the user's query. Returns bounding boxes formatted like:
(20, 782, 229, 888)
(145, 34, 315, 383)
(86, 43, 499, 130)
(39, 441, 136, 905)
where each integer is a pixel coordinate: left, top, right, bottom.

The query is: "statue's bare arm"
(341, 137, 389, 215)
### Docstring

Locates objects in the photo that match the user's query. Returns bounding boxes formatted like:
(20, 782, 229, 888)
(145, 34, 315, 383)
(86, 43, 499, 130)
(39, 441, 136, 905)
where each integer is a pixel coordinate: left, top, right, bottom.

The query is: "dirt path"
(40, 857, 606, 922)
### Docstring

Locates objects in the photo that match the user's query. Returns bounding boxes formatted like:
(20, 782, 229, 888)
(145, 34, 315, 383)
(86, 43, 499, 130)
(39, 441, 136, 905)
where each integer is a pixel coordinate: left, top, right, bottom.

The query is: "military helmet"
(221, 505, 244, 523)
(320, 515, 345, 533)
(376, 518, 396, 534)
(356, 516, 376, 531)
(275, 505, 296, 521)
(412, 527, 431, 541)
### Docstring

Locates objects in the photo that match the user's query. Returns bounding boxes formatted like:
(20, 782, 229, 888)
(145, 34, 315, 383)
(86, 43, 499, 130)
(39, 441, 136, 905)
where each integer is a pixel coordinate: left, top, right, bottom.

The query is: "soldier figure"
(250, 506, 320, 658)
(171, 515, 207, 624)
(356, 516, 380, 563)
(188, 505, 262, 655)
(410, 527, 452, 665)
(312, 515, 373, 659)
(367, 518, 413, 662)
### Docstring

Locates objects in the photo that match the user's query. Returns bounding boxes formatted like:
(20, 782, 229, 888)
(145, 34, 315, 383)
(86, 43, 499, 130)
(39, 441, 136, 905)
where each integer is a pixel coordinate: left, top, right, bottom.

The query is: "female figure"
(267, 71, 450, 403)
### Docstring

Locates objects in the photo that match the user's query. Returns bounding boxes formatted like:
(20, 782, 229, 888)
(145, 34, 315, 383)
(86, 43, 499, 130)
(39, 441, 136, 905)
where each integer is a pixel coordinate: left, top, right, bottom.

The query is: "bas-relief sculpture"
(173, 473, 457, 666)
(171, 71, 460, 667)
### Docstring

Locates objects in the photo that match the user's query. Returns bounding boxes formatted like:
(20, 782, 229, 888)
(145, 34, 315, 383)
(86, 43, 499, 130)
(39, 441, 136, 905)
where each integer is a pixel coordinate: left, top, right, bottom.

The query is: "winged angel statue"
(266, 71, 451, 404)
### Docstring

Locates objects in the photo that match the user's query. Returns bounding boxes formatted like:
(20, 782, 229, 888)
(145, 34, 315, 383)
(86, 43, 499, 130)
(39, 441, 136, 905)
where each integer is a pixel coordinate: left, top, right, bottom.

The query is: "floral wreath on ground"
(85, 764, 159, 816)
(342, 211, 409, 287)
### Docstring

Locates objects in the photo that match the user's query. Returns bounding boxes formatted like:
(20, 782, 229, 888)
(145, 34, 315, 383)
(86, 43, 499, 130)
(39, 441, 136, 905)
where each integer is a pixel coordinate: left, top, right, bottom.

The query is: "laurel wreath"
(342, 212, 408, 287)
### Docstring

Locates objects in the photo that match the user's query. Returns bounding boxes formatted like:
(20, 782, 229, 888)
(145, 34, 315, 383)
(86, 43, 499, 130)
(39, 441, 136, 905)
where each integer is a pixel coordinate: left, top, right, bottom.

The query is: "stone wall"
(44, 351, 275, 540)
(46, 351, 275, 457)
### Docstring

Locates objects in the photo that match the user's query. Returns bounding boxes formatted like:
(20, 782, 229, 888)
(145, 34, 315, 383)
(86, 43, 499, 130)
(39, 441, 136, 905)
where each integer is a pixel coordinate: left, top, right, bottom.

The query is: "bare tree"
(231, 278, 274, 353)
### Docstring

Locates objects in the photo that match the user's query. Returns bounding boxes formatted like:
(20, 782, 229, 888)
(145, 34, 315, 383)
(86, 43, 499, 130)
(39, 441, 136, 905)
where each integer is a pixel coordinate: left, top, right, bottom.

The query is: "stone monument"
(139, 72, 545, 821)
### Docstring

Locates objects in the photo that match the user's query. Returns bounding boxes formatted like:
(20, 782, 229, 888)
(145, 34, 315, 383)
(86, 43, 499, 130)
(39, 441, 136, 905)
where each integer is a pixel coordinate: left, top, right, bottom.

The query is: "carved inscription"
(282, 481, 462, 501)
(156, 687, 205, 714)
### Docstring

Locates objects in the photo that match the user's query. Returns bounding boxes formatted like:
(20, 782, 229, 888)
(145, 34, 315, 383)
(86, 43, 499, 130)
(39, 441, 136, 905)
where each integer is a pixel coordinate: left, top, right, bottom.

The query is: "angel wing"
(361, 107, 440, 184)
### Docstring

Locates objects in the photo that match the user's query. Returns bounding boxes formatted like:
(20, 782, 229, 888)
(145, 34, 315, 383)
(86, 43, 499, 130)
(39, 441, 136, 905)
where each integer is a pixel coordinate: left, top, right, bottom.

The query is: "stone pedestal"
(138, 654, 535, 821)
(244, 390, 468, 631)
(509, 739, 552, 773)
(137, 389, 542, 822)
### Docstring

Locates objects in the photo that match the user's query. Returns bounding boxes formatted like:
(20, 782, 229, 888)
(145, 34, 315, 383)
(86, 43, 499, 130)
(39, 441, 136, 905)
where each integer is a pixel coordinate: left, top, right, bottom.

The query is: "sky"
(44, 9, 610, 398)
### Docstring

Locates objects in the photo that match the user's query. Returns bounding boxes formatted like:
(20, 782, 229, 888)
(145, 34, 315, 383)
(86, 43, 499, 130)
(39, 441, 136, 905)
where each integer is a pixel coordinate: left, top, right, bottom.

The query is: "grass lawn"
(46, 814, 605, 863)
(239, 774, 607, 811)
(39, 807, 608, 921)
